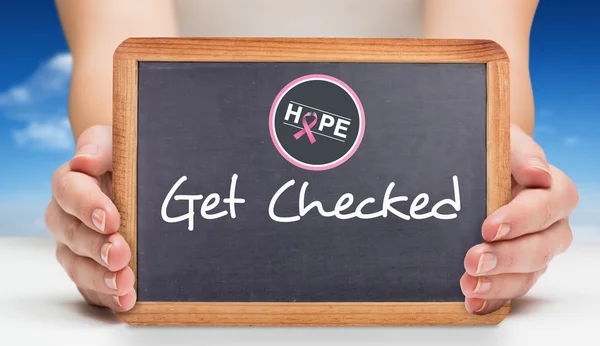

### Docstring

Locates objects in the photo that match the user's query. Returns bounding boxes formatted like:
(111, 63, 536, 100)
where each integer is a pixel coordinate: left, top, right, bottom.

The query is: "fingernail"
(476, 253, 497, 274)
(104, 272, 118, 290)
(465, 299, 486, 313)
(92, 209, 106, 233)
(528, 158, 549, 173)
(113, 296, 122, 308)
(473, 277, 491, 294)
(75, 143, 98, 157)
(100, 243, 112, 266)
(494, 223, 511, 241)
(476, 300, 488, 313)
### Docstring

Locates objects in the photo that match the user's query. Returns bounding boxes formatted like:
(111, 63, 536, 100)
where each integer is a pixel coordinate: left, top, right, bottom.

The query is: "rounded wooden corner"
(481, 300, 511, 326)
(495, 300, 511, 324)
(113, 37, 140, 60)
(116, 310, 139, 326)
(480, 39, 510, 62)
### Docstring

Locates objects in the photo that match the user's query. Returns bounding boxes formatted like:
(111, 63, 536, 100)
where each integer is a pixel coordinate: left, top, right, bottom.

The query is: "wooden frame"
(113, 38, 511, 326)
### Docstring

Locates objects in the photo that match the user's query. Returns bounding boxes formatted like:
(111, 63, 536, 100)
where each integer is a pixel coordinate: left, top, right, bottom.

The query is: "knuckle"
(78, 125, 109, 149)
(88, 235, 98, 255)
(537, 251, 552, 269)
(59, 251, 79, 284)
(522, 272, 538, 296)
(517, 140, 546, 167)
(530, 141, 547, 161)
(51, 166, 63, 190)
(565, 224, 574, 249)
(44, 202, 55, 231)
(541, 199, 555, 228)
(77, 126, 98, 147)
(490, 277, 505, 298)
(553, 168, 579, 210)
(55, 244, 64, 265)
(77, 287, 94, 305)
(566, 179, 580, 209)
(80, 288, 102, 308)
(63, 217, 80, 247)
(503, 251, 515, 270)
(533, 238, 554, 270)
(73, 201, 90, 221)
(560, 222, 574, 254)
(65, 264, 77, 284)
(55, 172, 73, 202)
(70, 186, 95, 220)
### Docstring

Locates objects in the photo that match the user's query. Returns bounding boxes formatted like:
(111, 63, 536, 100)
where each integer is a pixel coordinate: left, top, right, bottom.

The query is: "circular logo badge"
(269, 74, 365, 171)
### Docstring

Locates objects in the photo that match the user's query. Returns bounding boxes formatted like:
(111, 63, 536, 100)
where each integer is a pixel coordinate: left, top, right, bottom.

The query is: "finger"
(482, 167, 579, 241)
(465, 298, 508, 315)
(98, 289, 137, 311)
(46, 200, 131, 270)
(78, 287, 137, 312)
(465, 219, 572, 275)
(70, 125, 113, 176)
(510, 124, 553, 188)
(56, 243, 135, 296)
(51, 168, 120, 234)
(460, 267, 547, 300)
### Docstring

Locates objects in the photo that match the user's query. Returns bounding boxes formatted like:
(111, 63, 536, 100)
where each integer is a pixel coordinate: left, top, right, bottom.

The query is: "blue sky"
(0, 1, 598, 240)
(0, 1, 72, 194)
(529, 2, 600, 185)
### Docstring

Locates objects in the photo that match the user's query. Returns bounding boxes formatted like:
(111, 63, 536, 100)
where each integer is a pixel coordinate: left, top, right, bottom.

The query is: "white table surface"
(1, 237, 598, 346)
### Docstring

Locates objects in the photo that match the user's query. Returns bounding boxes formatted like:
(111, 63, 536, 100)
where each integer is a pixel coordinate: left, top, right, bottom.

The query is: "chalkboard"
(113, 38, 511, 326)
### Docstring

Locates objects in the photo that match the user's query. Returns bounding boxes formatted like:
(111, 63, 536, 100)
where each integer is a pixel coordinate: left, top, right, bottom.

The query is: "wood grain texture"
(114, 37, 508, 63)
(485, 59, 512, 320)
(118, 302, 510, 326)
(112, 57, 138, 291)
(486, 60, 511, 215)
(112, 38, 511, 326)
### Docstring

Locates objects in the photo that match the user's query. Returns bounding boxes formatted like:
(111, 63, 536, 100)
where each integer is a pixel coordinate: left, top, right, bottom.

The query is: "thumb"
(70, 125, 113, 177)
(510, 123, 553, 188)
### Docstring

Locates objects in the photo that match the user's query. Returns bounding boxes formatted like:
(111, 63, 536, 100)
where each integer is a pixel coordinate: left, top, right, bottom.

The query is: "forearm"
(55, 0, 179, 140)
(423, 0, 539, 136)
(66, 66, 112, 140)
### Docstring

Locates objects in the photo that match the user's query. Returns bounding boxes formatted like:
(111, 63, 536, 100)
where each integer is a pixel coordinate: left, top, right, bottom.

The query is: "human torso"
(175, 0, 423, 38)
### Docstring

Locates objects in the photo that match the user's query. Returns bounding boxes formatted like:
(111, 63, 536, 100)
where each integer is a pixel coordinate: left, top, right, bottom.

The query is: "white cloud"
(0, 52, 72, 108)
(0, 87, 30, 104)
(564, 136, 579, 146)
(0, 52, 74, 151)
(4, 108, 67, 122)
(47, 53, 73, 74)
(13, 117, 74, 151)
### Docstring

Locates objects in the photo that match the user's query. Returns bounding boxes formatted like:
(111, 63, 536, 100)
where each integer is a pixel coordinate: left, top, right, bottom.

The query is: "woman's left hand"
(461, 124, 579, 314)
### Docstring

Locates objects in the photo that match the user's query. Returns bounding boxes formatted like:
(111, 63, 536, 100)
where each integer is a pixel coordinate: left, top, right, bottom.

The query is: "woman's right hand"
(45, 125, 136, 311)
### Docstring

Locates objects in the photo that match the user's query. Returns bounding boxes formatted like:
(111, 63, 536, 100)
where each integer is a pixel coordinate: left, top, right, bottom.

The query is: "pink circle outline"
(269, 74, 365, 171)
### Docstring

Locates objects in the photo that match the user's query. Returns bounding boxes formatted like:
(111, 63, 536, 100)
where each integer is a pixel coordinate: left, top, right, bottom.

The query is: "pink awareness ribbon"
(293, 112, 318, 144)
